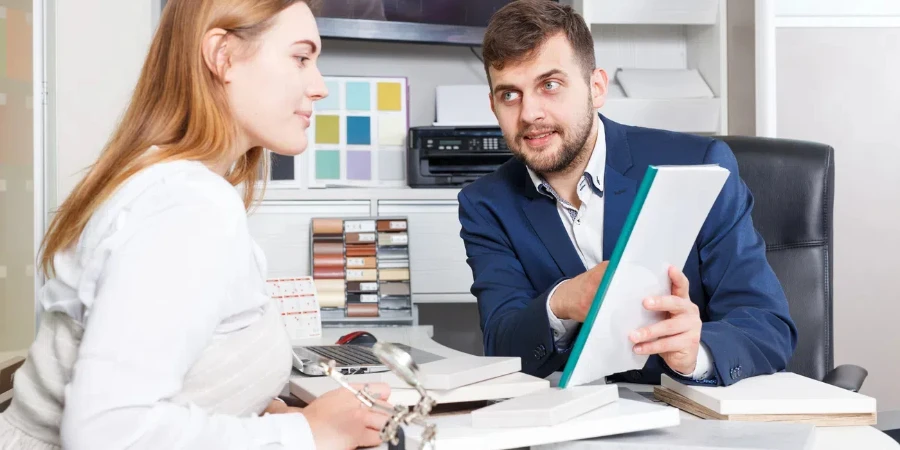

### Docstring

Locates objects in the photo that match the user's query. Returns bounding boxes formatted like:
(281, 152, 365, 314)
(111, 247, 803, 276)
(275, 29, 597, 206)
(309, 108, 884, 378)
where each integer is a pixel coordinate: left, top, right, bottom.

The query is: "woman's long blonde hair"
(40, 0, 319, 276)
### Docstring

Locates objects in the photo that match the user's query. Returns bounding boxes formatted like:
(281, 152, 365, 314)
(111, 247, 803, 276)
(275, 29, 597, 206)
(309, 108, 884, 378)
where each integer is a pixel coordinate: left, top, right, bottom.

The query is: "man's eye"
(503, 91, 520, 101)
(544, 81, 560, 90)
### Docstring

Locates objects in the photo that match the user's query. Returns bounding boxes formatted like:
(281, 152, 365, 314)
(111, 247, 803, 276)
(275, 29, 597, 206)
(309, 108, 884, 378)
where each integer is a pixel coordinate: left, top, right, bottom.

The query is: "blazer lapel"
(523, 198, 587, 278)
(603, 170, 639, 260)
(519, 166, 587, 279)
(600, 115, 638, 261)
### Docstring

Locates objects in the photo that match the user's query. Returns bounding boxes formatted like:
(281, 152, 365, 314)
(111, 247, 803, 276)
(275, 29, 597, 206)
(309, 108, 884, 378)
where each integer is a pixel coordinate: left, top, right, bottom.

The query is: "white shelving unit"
(247, 187, 478, 327)
(582, 0, 720, 25)
(566, 0, 728, 135)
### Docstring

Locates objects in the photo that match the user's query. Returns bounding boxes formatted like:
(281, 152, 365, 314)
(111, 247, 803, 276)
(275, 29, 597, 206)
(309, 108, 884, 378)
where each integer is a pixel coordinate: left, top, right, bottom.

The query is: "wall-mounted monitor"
(317, 0, 560, 46)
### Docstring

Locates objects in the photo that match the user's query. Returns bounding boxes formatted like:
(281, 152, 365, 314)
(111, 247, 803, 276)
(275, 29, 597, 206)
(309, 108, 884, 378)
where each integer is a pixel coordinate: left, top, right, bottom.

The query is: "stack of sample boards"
(653, 372, 878, 426)
(310, 217, 411, 318)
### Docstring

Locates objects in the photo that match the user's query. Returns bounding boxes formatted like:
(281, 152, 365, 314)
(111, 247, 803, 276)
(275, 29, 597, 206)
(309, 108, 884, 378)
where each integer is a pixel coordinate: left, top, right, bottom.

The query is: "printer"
(407, 126, 514, 188)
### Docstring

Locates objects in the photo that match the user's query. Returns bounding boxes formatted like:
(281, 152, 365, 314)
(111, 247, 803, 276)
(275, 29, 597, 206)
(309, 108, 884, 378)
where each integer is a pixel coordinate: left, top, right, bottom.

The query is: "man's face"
(488, 33, 607, 175)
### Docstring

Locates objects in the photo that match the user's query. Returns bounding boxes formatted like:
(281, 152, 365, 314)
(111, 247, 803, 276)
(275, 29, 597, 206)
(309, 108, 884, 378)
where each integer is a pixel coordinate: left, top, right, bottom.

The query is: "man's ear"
(590, 68, 609, 109)
(201, 28, 232, 82)
(488, 90, 496, 115)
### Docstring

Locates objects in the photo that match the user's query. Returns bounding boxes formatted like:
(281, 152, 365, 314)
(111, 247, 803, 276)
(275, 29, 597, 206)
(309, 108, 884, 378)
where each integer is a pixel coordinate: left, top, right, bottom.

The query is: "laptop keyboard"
(306, 345, 382, 366)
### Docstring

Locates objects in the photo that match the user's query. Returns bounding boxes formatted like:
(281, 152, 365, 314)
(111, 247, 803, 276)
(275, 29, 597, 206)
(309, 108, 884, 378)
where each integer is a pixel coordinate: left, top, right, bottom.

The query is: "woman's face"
(223, 2, 327, 156)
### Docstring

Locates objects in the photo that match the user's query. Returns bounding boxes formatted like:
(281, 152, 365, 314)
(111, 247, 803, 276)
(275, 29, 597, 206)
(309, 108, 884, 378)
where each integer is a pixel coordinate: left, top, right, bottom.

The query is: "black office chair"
(719, 136, 867, 392)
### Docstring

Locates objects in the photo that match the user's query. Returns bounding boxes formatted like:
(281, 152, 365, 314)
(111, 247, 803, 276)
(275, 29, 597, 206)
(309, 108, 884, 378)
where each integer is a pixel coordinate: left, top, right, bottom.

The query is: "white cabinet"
(246, 193, 478, 304)
(582, 0, 720, 25)
(775, 0, 900, 17)
(566, 0, 728, 134)
(246, 200, 371, 278)
(376, 200, 475, 302)
(603, 98, 720, 133)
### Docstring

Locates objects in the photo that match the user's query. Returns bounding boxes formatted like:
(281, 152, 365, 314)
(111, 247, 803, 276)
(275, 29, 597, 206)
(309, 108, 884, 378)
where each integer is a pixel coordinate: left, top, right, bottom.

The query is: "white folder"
(560, 164, 730, 387)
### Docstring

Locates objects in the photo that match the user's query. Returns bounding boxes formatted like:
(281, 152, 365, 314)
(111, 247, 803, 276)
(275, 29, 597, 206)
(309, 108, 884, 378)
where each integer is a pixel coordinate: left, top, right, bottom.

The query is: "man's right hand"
(549, 261, 609, 322)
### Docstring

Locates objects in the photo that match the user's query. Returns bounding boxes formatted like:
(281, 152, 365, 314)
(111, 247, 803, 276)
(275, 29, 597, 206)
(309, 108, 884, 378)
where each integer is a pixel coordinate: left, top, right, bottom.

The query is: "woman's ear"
(201, 28, 232, 82)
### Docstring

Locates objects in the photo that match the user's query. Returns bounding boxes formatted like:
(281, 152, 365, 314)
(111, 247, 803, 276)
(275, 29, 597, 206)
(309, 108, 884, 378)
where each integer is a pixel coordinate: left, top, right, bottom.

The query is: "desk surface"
(608, 383, 898, 450)
(292, 326, 898, 450)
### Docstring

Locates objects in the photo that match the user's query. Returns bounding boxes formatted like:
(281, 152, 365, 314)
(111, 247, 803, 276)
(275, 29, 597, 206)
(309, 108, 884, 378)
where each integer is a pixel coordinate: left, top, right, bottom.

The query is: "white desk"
(290, 326, 899, 450)
(589, 384, 899, 450)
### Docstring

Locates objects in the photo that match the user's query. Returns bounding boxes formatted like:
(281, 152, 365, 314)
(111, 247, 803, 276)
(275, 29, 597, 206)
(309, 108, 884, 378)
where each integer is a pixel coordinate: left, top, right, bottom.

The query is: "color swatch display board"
(265, 276, 322, 340)
(310, 217, 411, 319)
(269, 76, 410, 187)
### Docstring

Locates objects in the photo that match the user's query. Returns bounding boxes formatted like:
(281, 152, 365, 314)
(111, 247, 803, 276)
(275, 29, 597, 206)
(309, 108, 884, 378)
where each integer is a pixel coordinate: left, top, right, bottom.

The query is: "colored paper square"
(347, 150, 372, 180)
(346, 82, 371, 110)
(270, 153, 295, 181)
(378, 151, 405, 181)
(378, 114, 407, 146)
(316, 80, 341, 111)
(377, 82, 402, 111)
(315, 150, 340, 180)
(6, 8, 32, 82)
(347, 116, 371, 145)
(315, 115, 340, 144)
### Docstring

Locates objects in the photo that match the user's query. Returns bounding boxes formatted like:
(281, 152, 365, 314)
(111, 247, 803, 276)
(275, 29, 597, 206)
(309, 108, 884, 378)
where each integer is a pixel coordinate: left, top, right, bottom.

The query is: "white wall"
(0, 0, 36, 353)
(53, 0, 157, 205)
(770, 3, 900, 411)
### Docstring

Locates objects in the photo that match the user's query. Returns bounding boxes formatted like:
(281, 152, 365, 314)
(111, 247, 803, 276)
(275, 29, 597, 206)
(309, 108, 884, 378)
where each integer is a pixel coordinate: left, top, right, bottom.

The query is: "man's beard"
(508, 102, 595, 176)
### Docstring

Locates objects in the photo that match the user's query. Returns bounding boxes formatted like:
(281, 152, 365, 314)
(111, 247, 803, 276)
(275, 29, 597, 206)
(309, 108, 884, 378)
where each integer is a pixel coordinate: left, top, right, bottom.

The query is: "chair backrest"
(717, 136, 835, 381)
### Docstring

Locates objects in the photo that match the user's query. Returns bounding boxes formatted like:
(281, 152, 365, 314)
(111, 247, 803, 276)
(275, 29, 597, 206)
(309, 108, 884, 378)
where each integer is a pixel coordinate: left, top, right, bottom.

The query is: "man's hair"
(482, 0, 595, 87)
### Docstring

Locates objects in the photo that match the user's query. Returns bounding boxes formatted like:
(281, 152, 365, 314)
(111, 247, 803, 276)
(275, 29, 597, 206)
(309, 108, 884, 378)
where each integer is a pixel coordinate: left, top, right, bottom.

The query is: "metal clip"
(316, 345, 438, 449)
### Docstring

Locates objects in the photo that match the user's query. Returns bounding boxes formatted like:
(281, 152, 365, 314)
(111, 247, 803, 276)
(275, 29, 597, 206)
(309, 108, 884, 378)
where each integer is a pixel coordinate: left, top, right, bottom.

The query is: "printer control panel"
(421, 136, 508, 152)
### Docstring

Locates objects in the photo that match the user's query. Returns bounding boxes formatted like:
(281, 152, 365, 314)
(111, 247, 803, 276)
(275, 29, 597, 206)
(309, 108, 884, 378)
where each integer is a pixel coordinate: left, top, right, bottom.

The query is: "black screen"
(319, 0, 513, 28)
(316, 0, 559, 46)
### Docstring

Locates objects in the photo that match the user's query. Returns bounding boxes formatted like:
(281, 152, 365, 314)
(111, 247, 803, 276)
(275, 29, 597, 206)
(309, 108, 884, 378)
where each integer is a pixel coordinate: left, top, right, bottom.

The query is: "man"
(458, 0, 797, 386)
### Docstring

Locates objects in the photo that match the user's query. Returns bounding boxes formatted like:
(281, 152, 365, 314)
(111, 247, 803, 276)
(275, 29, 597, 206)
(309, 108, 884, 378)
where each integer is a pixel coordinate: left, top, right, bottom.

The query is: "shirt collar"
(527, 117, 606, 201)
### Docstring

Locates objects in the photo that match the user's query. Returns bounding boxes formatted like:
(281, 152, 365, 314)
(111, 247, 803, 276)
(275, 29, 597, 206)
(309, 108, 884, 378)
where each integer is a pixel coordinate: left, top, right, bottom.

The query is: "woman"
(0, 0, 392, 448)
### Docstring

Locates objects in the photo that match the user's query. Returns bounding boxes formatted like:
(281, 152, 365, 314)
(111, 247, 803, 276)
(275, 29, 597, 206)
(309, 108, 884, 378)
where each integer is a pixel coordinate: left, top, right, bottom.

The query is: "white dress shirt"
(30, 159, 316, 449)
(527, 119, 713, 380)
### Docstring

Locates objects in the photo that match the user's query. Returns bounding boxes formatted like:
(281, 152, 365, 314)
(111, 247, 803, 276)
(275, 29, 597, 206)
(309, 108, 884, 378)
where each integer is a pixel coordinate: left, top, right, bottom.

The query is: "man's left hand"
(629, 266, 702, 375)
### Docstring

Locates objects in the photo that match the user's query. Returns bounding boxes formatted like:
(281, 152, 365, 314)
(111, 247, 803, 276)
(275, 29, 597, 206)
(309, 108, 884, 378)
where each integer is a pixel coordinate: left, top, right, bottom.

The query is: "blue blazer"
(457, 115, 798, 386)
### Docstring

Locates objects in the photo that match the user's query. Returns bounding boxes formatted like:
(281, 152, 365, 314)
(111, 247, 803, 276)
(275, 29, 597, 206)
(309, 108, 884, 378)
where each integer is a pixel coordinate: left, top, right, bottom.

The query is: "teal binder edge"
(559, 165, 659, 388)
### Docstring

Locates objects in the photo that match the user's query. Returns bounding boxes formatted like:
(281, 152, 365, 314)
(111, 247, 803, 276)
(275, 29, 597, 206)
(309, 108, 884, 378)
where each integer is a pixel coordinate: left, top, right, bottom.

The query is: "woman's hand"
(302, 383, 392, 450)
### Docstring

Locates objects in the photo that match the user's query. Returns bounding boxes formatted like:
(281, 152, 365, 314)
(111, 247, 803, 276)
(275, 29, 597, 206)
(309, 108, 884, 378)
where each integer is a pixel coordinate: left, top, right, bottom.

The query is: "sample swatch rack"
(309, 217, 413, 325)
